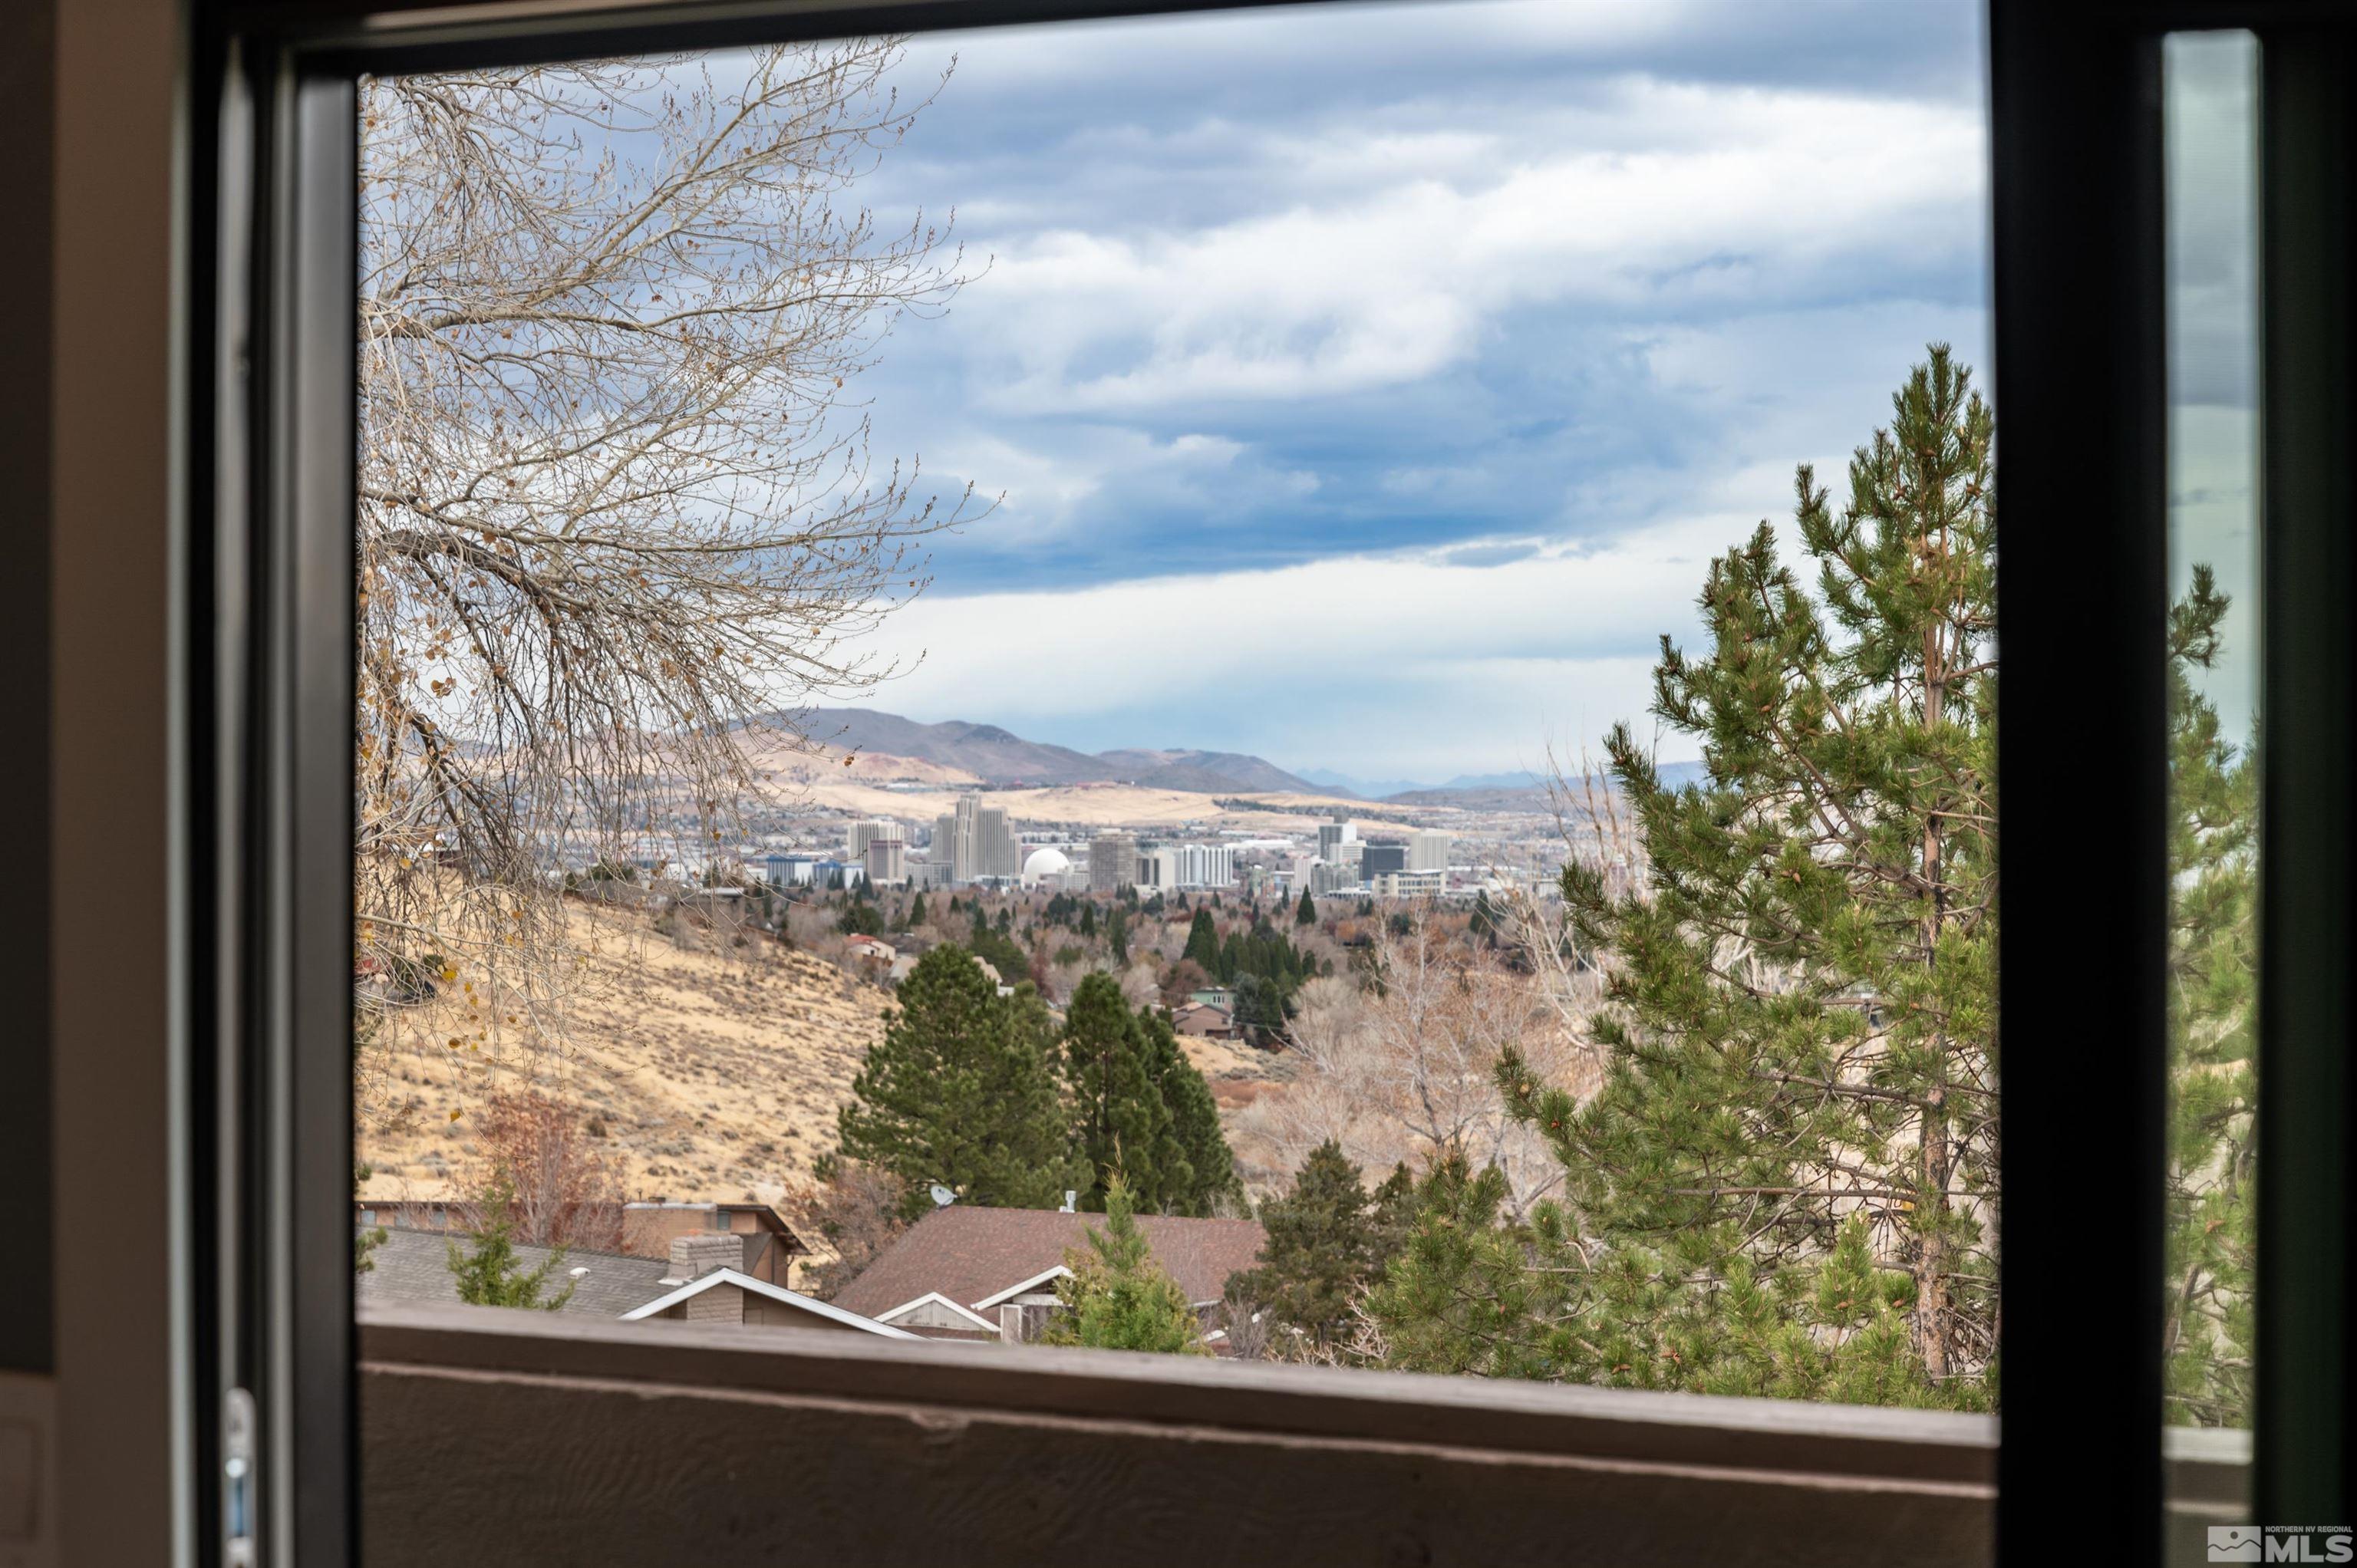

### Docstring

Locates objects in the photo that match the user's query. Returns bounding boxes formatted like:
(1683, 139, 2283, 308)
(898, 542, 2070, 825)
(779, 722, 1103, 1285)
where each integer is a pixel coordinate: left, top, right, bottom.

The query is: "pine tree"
(1060, 973, 1172, 1211)
(446, 1174, 575, 1309)
(1231, 973, 1283, 1046)
(908, 891, 927, 926)
(1142, 1007, 1241, 1216)
(2161, 567, 2257, 1426)
(1361, 1153, 1538, 1376)
(1044, 1175, 1207, 1355)
(1295, 888, 1317, 926)
(1107, 906, 1129, 965)
(1182, 907, 1221, 973)
(839, 945, 1080, 1217)
(1415, 349, 1997, 1408)
(1226, 1140, 1406, 1351)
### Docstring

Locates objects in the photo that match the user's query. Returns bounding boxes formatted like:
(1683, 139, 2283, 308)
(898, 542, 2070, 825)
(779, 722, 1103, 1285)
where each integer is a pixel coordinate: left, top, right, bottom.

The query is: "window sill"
(363, 1302, 2003, 1566)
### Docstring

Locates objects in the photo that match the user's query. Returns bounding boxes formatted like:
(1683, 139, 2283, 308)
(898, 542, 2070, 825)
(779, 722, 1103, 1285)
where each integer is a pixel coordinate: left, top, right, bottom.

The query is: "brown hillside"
(356, 900, 888, 1210)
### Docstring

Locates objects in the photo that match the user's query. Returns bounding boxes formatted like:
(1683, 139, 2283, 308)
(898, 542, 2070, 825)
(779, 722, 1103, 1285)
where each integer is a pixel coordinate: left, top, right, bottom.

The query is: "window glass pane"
(351, 0, 2001, 1431)
(2161, 28, 2260, 1560)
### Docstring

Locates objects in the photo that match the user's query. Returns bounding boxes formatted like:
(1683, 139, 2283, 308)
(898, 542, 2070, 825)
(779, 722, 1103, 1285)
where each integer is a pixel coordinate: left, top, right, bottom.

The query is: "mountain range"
(770, 709, 1329, 796)
(750, 708, 1708, 802)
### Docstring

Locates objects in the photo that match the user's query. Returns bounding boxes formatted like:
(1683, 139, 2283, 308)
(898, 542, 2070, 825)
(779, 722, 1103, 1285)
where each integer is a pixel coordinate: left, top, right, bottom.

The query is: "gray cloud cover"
(757, 0, 1996, 778)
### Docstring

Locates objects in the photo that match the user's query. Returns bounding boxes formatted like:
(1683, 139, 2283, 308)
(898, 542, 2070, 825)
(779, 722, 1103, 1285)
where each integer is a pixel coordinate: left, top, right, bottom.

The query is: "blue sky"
(799, 0, 1996, 782)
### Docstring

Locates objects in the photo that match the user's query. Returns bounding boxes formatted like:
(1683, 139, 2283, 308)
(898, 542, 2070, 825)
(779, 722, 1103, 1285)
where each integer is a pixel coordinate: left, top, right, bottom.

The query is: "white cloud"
(951, 77, 1983, 413)
(924, 426, 1250, 543)
(820, 512, 1759, 776)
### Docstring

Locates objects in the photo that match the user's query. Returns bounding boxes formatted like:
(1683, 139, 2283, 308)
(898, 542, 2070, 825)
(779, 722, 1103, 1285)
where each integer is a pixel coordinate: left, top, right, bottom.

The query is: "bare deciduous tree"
(1238, 907, 1578, 1215)
(455, 1089, 629, 1253)
(781, 1158, 909, 1299)
(352, 43, 980, 1115)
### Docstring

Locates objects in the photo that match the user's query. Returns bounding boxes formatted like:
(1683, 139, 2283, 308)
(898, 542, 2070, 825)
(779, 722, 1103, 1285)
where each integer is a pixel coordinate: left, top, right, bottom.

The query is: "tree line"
(834, 945, 1241, 1221)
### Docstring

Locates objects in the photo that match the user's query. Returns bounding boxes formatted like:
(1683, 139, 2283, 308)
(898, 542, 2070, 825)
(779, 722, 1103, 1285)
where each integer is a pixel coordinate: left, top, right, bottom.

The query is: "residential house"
(356, 1198, 809, 1288)
(360, 1226, 911, 1339)
(832, 1204, 1265, 1349)
(1171, 1000, 1238, 1039)
(846, 934, 898, 968)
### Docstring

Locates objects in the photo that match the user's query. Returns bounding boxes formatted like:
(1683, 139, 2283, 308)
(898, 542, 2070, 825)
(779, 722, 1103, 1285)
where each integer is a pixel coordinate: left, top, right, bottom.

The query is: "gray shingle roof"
(357, 1226, 677, 1318)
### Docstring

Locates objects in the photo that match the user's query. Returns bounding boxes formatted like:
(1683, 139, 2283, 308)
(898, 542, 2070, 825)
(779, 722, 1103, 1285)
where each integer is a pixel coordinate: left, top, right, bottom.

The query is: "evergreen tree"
(1469, 889, 1500, 947)
(1226, 1139, 1405, 1351)
(446, 1174, 575, 1309)
(1361, 1154, 1538, 1376)
(839, 945, 1080, 1217)
(1231, 973, 1283, 1046)
(1182, 907, 1221, 973)
(1294, 887, 1317, 926)
(1142, 1008, 1241, 1216)
(1044, 1175, 1207, 1355)
(908, 890, 927, 926)
(1060, 973, 1172, 1211)
(2161, 567, 2258, 1426)
(1078, 899, 1098, 939)
(1107, 907, 1129, 965)
(1383, 350, 1999, 1407)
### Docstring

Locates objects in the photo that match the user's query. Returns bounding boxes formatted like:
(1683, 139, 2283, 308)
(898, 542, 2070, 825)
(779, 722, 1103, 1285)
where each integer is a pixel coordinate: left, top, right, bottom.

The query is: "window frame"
(185, 1, 2357, 1563)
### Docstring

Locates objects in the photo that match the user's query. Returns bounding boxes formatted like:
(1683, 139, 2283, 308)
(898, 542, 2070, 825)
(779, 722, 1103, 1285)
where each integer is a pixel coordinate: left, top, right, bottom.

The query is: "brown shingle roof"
(832, 1205, 1265, 1318)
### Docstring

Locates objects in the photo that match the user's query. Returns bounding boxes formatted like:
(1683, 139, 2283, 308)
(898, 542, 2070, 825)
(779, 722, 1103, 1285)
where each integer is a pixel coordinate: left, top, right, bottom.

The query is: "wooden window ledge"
(364, 1302, 2011, 1565)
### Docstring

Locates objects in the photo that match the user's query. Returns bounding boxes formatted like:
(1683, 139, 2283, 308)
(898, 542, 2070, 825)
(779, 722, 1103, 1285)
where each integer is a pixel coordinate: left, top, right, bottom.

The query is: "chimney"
(667, 1230, 750, 1283)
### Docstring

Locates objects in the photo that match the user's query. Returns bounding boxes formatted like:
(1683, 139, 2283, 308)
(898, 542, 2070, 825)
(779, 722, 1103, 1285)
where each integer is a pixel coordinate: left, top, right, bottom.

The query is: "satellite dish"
(929, 1184, 957, 1208)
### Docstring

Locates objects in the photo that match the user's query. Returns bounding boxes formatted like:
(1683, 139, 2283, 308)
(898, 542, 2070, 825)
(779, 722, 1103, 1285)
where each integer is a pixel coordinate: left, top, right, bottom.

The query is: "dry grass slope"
(357, 900, 889, 1209)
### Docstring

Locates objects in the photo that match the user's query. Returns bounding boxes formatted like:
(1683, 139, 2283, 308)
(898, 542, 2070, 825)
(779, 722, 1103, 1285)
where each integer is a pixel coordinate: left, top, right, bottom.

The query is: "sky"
(785, 0, 1999, 785)
(2164, 32, 2262, 749)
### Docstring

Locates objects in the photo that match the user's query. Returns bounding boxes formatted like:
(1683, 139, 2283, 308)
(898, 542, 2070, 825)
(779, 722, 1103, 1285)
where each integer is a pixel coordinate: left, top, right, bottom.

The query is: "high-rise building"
(1409, 828, 1452, 872)
(1139, 842, 1235, 891)
(1088, 832, 1138, 894)
(1359, 843, 1406, 881)
(863, 837, 907, 885)
(981, 803, 1018, 879)
(847, 818, 903, 861)
(1317, 817, 1357, 861)
(937, 796, 1019, 883)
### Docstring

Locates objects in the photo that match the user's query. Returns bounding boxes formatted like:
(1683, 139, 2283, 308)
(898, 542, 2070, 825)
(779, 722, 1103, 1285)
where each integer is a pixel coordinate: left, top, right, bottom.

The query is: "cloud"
(821, 512, 1762, 776)
(941, 79, 1983, 415)
(723, 0, 1996, 773)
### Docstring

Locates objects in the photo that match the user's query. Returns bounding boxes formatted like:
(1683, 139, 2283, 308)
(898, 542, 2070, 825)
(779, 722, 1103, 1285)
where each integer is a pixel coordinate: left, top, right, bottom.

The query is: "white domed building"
(1020, 846, 1073, 889)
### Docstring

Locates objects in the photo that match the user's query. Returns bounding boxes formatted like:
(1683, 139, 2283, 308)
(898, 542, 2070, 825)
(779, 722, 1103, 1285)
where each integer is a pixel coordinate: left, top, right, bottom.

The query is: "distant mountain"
(1094, 747, 1324, 795)
(1380, 760, 1713, 805)
(746, 707, 1698, 799)
(770, 710, 1324, 794)
(1299, 765, 1548, 798)
(776, 709, 1106, 785)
